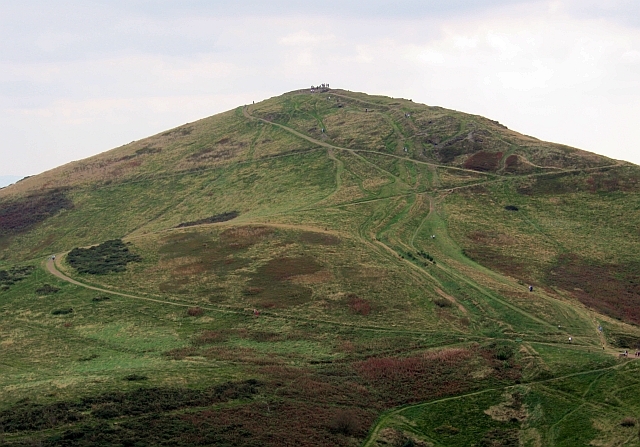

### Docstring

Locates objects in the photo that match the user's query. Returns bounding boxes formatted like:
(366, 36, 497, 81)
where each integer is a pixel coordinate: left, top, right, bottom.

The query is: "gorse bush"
(67, 239, 141, 274)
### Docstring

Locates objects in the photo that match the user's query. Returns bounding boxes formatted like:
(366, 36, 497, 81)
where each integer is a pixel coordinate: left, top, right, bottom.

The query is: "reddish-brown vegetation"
(463, 151, 503, 172)
(179, 402, 374, 447)
(0, 189, 73, 235)
(504, 154, 519, 170)
(548, 255, 640, 325)
(186, 306, 205, 317)
(164, 347, 199, 360)
(299, 231, 341, 246)
(355, 348, 475, 405)
(347, 294, 371, 315)
(192, 330, 229, 345)
(246, 256, 323, 308)
(463, 246, 529, 281)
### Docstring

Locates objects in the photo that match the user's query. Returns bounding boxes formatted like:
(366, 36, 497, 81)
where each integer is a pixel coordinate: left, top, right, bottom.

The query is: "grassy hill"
(1, 88, 639, 446)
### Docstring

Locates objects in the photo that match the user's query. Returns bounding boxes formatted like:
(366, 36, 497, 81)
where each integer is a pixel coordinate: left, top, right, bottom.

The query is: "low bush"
(0, 380, 261, 433)
(36, 284, 60, 295)
(493, 342, 515, 361)
(51, 308, 73, 315)
(187, 307, 205, 317)
(504, 205, 519, 211)
(92, 296, 110, 302)
(67, 239, 141, 275)
(434, 298, 453, 308)
(123, 374, 148, 381)
(328, 409, 360, 435)
(0, 266, 35, 290)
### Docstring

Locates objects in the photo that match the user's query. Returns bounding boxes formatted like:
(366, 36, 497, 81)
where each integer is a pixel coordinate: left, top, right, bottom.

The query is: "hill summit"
(1, 89, 640, 446)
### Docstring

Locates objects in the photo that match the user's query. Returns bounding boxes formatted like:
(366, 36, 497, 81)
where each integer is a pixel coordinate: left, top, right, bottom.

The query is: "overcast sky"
(1, 0, 639, 180)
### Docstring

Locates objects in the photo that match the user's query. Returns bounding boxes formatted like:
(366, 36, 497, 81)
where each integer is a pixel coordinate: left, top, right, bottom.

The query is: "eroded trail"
(242, 105, 495, 177)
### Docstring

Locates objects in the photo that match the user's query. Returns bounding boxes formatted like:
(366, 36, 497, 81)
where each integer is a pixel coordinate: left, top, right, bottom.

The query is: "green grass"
(366, 362, 640, 446)
(0, 89, 638, 446)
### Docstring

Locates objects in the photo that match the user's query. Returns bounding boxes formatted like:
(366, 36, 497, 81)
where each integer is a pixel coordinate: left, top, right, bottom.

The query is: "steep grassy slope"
(1, 89, 639, 446)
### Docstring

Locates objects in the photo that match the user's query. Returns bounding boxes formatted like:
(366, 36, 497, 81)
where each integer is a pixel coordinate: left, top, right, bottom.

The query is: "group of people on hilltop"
(310, 83, 330, 92)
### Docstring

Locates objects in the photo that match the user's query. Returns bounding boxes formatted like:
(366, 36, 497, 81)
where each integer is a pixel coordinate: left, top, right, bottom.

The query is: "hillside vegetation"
(1, 89, 639, 446)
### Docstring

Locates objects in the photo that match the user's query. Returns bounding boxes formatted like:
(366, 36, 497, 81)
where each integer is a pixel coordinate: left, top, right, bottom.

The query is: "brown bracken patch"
(548, 255, 640, 325)
(246, 256, 323, 308)
(463, 151, 503, 172)
(298, 231, 341, 246)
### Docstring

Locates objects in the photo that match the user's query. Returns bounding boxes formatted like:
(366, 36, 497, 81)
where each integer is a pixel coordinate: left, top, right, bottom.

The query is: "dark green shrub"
(51, 308, 73, 315)
(36, 284, 60, 295)
(327, 409, 360, 435)
(67, 239, 141, 274)
(434, 298, 453, 308)
(176, 211, 239, 228)
(0, 265, 35, 290)
(493, 342, 515, 361)
(123, 374, 148, 381)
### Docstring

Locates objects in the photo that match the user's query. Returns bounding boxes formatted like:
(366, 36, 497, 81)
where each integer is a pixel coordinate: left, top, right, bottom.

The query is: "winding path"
(361, 361, 637, 447)
(45, 253, 457, 338)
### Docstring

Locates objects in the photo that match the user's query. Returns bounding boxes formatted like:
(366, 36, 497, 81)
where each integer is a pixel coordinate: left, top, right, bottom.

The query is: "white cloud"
(622, 49, 640, 63)
(279, 31, 335, 46)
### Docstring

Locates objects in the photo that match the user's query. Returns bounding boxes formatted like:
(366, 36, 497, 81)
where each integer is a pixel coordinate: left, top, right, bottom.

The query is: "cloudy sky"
(1, 0, 639, 182)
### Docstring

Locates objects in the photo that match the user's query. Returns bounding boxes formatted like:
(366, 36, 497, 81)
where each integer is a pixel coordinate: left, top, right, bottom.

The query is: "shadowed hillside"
(1, 89, 639, 446)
